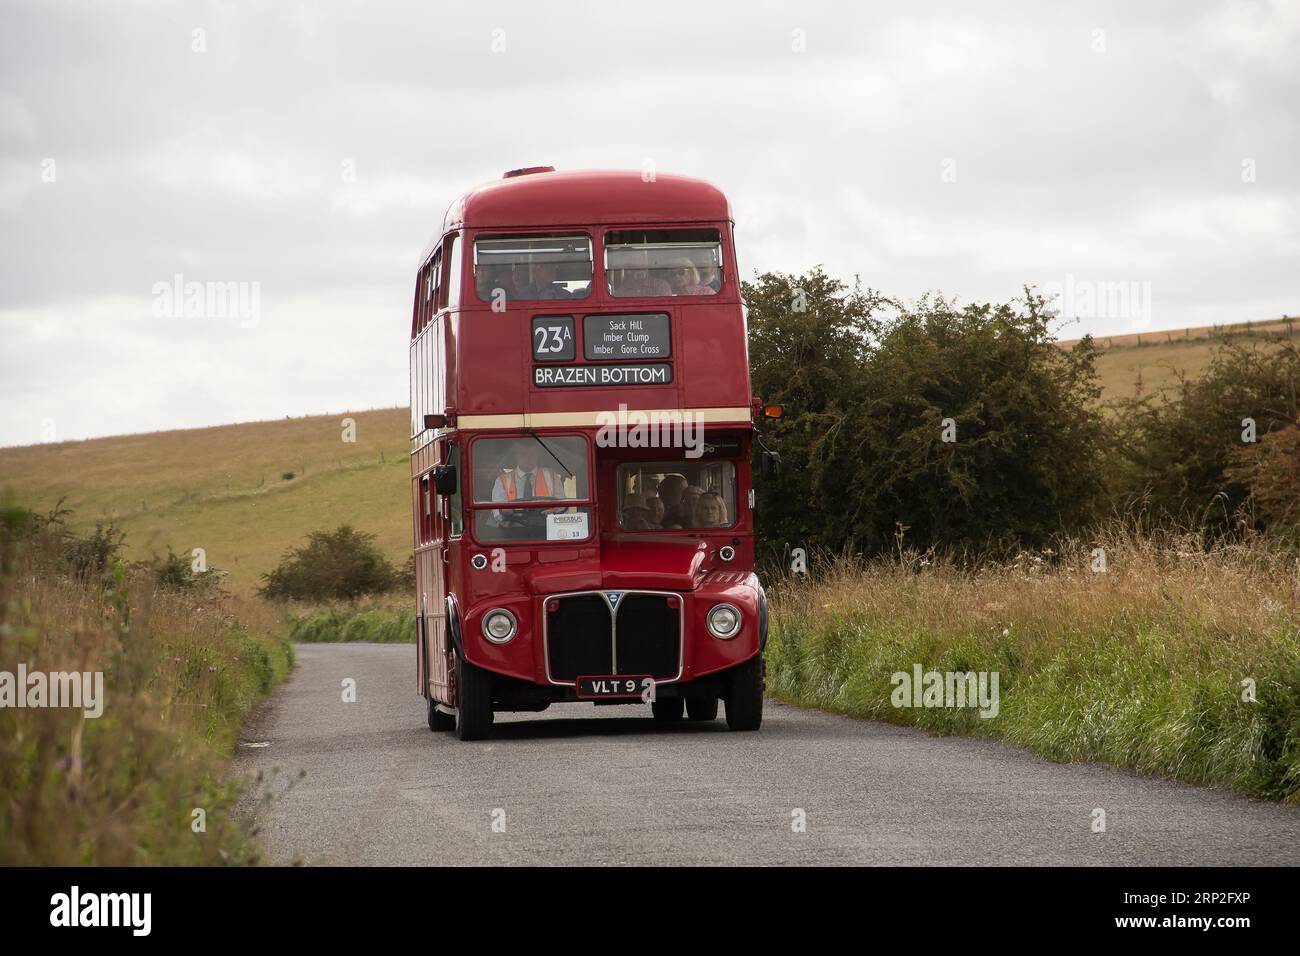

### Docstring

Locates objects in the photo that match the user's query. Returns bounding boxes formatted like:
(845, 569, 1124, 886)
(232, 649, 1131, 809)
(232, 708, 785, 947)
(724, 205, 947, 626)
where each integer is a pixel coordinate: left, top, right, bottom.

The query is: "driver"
(490, 439, 563, 527)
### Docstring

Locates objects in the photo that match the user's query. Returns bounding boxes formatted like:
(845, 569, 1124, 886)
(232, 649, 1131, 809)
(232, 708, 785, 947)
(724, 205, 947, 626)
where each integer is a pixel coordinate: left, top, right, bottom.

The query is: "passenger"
(510, 262, 535, 298)
(643, 496, 665, 527)
(478, 263, 517, 301)
(697, 261, 722, 293)
(665, 257, 714, 296)
(657, 475, 687, 519)
(622, 505, 653, 530)
(517, 259, 572, 299)
(664, 480, 701, 527)
(694, 491, 728, 528)
(680, 484, 704, 522)
(612, 249, 671, 297)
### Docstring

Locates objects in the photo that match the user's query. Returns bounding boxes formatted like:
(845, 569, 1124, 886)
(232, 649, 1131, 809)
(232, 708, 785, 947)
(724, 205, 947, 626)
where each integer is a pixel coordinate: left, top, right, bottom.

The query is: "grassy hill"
(1, 317, 1294, 596)
(0, 408, 411, 596)
(1060, 316, 1296, 402)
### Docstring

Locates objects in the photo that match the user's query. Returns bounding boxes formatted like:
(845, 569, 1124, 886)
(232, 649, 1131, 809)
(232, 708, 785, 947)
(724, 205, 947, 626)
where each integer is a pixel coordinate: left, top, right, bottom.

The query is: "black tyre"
(454, 652, 494, 741)
(724, 655, 764, 731)
(427, 698, 456, 732)
(651, 697, 684, 722)
(685, 695, 719, 721)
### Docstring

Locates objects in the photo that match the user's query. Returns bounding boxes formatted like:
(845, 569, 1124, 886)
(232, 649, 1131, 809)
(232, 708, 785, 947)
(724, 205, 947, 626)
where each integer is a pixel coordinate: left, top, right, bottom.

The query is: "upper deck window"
(416, 247, 442, 332)
(445, 235, 461, 309)
(424, 249, 442, 306)
(474, 234, 593, 304)
(605, 229, 722, 298)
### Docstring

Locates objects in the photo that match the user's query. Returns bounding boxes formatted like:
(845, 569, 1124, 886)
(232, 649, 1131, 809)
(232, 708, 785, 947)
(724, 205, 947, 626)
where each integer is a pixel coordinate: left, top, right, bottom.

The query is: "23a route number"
(531, 316, 575, 361)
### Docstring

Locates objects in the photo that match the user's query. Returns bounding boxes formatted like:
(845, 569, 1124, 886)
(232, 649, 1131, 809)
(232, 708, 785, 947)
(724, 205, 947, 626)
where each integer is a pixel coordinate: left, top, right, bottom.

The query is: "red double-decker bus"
(409, 167, 775, 740)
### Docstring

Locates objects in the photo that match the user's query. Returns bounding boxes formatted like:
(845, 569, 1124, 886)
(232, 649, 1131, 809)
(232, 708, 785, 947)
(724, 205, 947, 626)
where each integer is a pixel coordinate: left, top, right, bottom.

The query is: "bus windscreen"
(471, 435, 593, 543)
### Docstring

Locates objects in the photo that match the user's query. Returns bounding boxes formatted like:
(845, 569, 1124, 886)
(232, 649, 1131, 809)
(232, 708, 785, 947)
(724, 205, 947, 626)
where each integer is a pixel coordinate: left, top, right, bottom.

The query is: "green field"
(1059, 317, 1296, 402)
(1, 318, 1293, 597)
(0, 408, 411, 596)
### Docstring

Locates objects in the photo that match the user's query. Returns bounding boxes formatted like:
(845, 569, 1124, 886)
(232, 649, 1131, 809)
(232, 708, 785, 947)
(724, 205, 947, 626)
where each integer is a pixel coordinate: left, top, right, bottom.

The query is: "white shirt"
(491, 467, 558, 522)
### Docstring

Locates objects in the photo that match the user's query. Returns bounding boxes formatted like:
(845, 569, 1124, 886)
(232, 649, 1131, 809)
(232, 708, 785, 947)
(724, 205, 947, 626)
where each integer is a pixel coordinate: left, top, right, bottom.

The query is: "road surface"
(232, 643, 1300, 866)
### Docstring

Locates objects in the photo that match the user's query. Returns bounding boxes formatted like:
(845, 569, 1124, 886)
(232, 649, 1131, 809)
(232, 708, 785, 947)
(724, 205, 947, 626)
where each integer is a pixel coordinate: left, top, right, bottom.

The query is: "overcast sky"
(1, 0, 1297, 446)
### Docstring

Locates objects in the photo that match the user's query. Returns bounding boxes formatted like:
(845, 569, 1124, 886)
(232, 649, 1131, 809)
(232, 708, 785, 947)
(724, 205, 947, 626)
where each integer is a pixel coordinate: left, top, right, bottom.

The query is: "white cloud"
(1, 0, 1298, 445)
(1202, 0, 1300, 69)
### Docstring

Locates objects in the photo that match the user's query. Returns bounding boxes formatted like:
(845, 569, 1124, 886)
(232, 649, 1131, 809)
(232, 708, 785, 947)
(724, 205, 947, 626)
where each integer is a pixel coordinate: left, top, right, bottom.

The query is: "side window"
(444, 236, 461, 309)
(411, 273, 423, 337)
(605, 228, 723, 298)
(409, 347, 418, 438)
(422, 249, 442, 327)
(419, 475, 434, 543)
(446, 442, 464, 538)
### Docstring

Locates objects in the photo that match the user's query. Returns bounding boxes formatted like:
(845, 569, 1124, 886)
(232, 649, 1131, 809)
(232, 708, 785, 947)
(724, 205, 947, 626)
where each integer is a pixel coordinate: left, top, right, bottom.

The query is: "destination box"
(583, 313, 671, 360)
(533, 362, 673, 387)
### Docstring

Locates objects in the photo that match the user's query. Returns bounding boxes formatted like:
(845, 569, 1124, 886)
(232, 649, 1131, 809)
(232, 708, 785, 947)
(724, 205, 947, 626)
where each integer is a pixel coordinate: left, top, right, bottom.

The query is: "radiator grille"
(545, 591, 682, 683)
(545, 595, 612, 681)
(615, 595, 681, 680)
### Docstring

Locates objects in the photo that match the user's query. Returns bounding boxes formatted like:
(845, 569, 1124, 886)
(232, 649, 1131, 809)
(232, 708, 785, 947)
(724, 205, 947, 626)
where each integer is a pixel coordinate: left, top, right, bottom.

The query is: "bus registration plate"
(576, 675, 653, 699)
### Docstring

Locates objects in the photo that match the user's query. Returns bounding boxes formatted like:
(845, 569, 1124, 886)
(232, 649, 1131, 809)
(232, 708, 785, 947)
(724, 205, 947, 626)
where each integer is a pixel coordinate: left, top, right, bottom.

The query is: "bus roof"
(436, 169, 733, 241)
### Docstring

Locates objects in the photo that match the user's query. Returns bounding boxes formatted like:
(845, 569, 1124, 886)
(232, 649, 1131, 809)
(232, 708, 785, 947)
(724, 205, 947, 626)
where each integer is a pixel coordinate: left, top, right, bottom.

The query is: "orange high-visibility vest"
(504, 468, 553, 500)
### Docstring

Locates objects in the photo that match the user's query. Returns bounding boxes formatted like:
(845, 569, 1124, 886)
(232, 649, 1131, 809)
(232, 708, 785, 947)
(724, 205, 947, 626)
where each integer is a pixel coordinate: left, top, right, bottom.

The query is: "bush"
(154, 546, 225, 594)
(61, 522, 126, 582)
(745, 271, 1109, 560)
(396, 552, 415, 593)
(1111, 341, 1300, 532)
(0, 491, 124, 584)
(259, 525, 400, 602)
(1225, 421, 1300, 534)
(0, 495, 41, 574)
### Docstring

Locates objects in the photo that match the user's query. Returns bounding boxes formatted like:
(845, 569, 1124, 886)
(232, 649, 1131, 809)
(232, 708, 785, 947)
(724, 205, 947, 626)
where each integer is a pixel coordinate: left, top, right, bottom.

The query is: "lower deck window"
(616, 461, 737, 530)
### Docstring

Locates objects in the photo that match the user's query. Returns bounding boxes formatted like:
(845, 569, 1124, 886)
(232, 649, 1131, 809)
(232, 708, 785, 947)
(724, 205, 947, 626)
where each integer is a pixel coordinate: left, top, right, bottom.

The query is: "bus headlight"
(707, 604, 741, 639)
(481, 609, 518, 644)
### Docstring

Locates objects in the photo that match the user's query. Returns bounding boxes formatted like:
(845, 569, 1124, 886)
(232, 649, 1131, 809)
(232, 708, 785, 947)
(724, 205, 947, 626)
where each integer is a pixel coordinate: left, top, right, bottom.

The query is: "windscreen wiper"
(524, 429, 574, 477)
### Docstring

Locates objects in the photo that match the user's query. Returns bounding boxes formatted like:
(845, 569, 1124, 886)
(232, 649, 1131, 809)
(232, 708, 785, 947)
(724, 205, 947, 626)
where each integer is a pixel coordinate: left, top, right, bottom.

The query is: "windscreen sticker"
(546, 512, 588, 540)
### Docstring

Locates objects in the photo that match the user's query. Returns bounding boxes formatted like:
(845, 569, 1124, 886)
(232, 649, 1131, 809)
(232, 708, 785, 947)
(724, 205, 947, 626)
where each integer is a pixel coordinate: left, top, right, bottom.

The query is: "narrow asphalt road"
(233, 643, 1300, 866)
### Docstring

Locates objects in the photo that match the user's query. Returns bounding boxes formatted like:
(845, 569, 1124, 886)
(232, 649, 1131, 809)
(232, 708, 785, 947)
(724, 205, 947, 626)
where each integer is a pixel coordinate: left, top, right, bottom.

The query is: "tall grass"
(766, 525, 1300, 802)
(0, 528, 293, 865)
(286, 601, 415, 643)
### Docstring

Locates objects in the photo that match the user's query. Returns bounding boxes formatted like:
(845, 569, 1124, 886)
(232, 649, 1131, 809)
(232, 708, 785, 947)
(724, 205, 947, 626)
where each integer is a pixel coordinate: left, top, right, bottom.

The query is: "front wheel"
(725, 655, 764, 731)
(685, 695, 719, 721)
(427, 698, 456, 732)
(454, 653, 494, 741)
(651, 697, 684, 722)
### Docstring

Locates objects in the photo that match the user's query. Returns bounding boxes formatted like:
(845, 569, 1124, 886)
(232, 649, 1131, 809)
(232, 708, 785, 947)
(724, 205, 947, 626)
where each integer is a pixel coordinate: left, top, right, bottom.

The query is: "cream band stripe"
(455, 407, 752, 429)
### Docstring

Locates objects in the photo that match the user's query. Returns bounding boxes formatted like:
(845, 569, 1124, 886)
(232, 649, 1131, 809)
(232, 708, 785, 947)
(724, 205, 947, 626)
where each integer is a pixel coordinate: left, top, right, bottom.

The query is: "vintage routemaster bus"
(409, 167, 776, 740)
